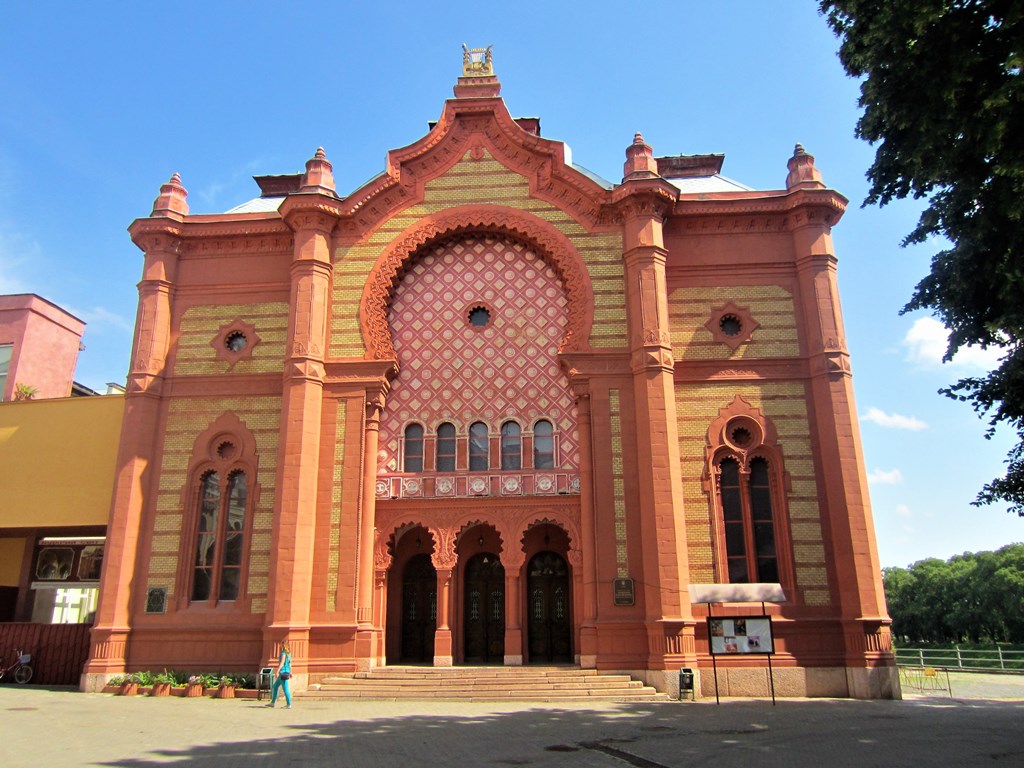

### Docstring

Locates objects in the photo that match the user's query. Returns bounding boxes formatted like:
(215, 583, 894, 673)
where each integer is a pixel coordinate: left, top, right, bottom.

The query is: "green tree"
(820, 1, 1024, 514)
(884, 545, 1024, 643)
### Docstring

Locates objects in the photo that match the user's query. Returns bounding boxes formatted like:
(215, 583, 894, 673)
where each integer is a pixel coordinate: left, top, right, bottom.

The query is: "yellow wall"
(0, 538, 25, 586)
(0, 395, 123, 528)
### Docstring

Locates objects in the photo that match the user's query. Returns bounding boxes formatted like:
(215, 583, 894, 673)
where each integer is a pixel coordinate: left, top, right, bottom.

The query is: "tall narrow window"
(220, 471, 247, 600)
(192, 471, 220, 601)
(749, 458, 778, 582)
(500, 421, 521, 470)
(436, 422, 456, 472)
(469, 421, 489, 471)
(191, 469, 248, 602)
(404, 423, 424, 472)
(533, 420, 554, 469)
(719, 459, 748, 583)
(716, 456, 779, 584)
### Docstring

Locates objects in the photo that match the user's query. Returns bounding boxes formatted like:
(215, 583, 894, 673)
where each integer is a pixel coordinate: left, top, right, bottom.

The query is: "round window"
(468, 306, 491, 328)
(225, 332, 247, 352)
(719, 314, 742, 337)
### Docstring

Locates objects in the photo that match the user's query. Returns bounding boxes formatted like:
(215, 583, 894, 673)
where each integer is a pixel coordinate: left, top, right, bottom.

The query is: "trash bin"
(678, 667, 694, 701)
(258, 667, 274, 701)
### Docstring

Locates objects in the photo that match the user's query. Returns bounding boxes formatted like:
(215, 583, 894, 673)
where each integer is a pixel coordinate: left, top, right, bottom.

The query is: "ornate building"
(83, 50, 897, 698)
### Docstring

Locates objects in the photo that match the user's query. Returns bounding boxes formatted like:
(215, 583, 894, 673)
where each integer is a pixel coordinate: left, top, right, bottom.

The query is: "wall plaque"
(613, 577, 635, 606)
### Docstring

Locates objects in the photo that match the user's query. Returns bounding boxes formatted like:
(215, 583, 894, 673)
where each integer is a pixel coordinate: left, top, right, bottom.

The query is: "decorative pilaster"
(614, 144, 697, 670)
(267, 174, 339, 664)
(785, 146, 893, 681)
(83, 177, 186, 690)
(569, 374, 599, 667)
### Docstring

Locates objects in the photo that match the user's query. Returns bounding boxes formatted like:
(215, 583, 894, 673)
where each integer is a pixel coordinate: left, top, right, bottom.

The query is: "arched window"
(533, 419, 554, 469)
(436, 422, 456, 472)
(716, 456, 778, 584)
(404, 423, 424, 472)
(469, 421, 489, 471)
(501, 421, 521, 470)
(191, 469, 248, 601)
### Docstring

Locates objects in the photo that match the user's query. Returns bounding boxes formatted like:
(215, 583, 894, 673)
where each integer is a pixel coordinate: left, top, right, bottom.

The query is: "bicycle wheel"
(14, 665, 33, 684)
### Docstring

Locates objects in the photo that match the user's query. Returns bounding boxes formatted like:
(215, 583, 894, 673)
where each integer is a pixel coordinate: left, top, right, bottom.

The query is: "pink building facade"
(83, 54, 898, 698)
(0, 294, 85, 401)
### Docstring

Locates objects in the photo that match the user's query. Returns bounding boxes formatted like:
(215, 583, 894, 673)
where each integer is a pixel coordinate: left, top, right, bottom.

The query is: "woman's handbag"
(279, 672, 291, 680)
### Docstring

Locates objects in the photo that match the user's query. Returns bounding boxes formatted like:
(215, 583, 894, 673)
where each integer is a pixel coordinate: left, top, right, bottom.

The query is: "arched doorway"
(463, 553, 505, 663)
(527, 551, 572, 663)
(401, 553, 436, 663)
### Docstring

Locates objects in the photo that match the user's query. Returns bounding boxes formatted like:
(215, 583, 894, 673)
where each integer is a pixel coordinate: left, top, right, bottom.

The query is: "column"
(503, 552, 525, 666)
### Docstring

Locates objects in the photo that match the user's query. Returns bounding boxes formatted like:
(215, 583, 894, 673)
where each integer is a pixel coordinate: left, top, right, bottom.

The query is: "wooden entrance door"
(463, 553, 505, 663)
(400, 553, 436, 663)
(527, 552, 572, 663)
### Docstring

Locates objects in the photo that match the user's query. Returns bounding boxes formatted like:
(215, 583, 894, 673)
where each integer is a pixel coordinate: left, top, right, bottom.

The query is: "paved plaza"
(2, 682, 1022, 767)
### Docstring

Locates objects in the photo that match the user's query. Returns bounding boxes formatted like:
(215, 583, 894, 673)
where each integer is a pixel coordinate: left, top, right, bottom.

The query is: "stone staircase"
(302, 666, 670, 702)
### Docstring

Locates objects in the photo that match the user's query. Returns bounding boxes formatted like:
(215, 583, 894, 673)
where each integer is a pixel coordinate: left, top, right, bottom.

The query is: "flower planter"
(184, 683, 205, 698)
(118, 682, 139, 696)
(151, 682, 172, 697)
(215, 685, 236, 699)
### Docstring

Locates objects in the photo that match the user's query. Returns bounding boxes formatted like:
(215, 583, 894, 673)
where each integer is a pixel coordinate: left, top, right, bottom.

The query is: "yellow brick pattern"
(668, 285, 799, 360)
(675, 381, 830, 605)
(174, 303, 289, 375)
(146, 395, 281, 612)
(609, 389, 628, 578)
(330, 149, 627, 357)
(327, 400, 347, 611)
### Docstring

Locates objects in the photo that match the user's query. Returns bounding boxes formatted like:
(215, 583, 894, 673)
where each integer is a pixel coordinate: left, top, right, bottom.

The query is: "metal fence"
(894, 646, 1024, 673)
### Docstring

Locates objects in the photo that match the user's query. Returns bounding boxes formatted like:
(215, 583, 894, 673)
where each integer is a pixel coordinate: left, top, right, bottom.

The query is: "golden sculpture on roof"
(461, 44, 494, 77)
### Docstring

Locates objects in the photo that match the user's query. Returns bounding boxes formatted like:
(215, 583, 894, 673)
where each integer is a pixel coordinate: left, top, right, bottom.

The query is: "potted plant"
(215, 675, 237, 699)
(185, 674, 205, 698)
(114, 673, 141, 696)
(151, 670, 174, 696)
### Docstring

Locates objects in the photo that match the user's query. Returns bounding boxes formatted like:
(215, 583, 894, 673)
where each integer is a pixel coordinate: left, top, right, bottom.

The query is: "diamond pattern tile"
(379, 236, 579, 472)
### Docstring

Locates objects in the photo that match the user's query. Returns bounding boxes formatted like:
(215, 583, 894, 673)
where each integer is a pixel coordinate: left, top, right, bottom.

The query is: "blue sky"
(2, 1, 1020, 568)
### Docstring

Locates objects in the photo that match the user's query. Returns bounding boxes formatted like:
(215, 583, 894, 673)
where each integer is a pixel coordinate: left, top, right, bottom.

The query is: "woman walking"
(268, 641, 293, 708)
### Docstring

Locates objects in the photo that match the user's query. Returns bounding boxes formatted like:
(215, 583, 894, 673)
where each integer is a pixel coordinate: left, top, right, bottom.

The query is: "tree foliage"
(820, 1, 1024, 514)
(883, 544, 1024, 642)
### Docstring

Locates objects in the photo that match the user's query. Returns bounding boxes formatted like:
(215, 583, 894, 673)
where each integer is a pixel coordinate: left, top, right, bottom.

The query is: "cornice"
(668, 188, 848, 228)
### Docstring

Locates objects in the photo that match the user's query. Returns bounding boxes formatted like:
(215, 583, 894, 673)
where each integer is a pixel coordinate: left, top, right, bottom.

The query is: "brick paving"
(1, 685, 1022, 767)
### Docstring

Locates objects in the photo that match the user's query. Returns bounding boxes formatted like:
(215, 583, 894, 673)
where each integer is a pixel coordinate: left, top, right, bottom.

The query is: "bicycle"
(0, 649, 33, 684)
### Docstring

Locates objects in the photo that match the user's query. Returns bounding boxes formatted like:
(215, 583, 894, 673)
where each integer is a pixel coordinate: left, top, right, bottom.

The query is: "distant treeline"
(883, 544, 1024, 644)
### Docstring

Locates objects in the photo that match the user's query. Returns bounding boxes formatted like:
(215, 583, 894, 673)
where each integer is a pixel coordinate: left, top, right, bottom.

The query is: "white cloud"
(894, 503, 913, 518)
(861, 407, 927, 431)
(903, 316, 1004, 371)
(80, 306, 134, 333)
(868, 468, 904, 485)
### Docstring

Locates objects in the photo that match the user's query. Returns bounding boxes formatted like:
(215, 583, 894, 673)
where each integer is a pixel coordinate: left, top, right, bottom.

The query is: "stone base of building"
(685, 665, 901, 700)
(81, 672, 114, 693)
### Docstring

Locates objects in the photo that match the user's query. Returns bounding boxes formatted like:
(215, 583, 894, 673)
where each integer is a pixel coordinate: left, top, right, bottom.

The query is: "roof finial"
(151, 172, 189, 217)
(786, 143, 824, 190)
(623, 131, 657, 181)
(454, 44, 500, 98)
(302, 146, 336, 194)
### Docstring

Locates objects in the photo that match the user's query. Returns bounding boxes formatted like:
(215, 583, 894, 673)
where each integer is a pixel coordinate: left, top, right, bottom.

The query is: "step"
(299, 666, 669, 702)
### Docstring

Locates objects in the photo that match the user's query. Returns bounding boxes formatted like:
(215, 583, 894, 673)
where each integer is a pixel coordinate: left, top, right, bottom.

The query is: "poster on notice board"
(707, 616, 774, 655)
